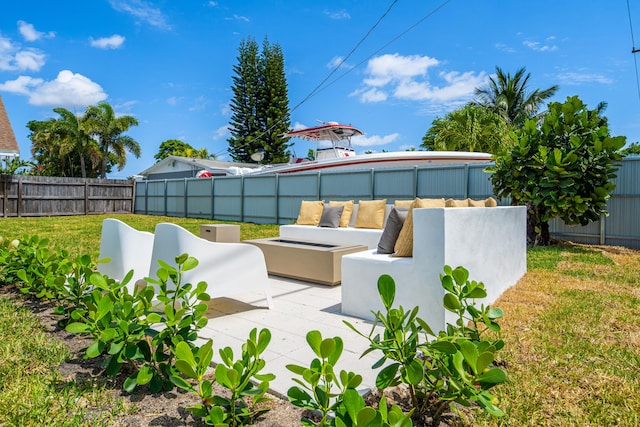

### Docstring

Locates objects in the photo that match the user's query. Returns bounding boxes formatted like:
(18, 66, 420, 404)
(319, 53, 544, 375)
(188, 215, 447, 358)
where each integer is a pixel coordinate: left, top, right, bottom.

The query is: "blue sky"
(1, 1, 639, 178)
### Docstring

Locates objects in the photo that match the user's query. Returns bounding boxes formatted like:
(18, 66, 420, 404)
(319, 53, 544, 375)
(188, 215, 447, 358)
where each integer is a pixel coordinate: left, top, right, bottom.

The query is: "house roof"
(137, 155, 259, 177)
(0, 95, 20, 157)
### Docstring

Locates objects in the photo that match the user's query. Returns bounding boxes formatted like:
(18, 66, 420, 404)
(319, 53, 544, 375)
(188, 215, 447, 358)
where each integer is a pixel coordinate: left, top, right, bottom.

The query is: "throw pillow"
(394, 199, 414, 208)
(318, 205, 344, 228)
(485, 197, 498, 207)
(329, 200, 355, 227)
(393, 197, 445, 257)
(467, 198, 486, 207)
(445, 198, 469, 208)
(296, 200, 325, 225)
(418, 197, 446, 208)
(355, 199, 387, 229)
(377, 207, 409, 254)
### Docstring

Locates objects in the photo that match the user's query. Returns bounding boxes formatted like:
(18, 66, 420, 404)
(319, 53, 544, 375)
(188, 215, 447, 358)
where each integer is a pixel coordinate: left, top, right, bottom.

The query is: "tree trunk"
(526, 203, 551, 246)
(80, 155, 86, 179)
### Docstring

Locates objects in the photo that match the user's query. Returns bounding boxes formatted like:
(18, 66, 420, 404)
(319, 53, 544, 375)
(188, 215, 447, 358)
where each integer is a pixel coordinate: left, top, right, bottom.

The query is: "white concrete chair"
(148, 222, 273, 308)
(97, 218, 155, 292)
(341, 206, 527, 330)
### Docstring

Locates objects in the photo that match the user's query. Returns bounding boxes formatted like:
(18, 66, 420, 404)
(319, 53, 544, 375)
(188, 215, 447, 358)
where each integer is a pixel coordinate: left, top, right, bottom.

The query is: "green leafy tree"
(154, 139, 194, 162)
(83, 102, 141, 179)
(621, 142, 640, 156)
(0, 156, 34, 175)
(228, 36, 291, 164)
(475, 66, 559, 127)
(487, 96, 626, 245)
(154, 140, 216, 162)
(421, 104, 515, 155)
(27, 108, 101, 178)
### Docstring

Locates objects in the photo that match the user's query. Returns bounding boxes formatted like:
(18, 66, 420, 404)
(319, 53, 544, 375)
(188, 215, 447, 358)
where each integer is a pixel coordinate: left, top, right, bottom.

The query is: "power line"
(290, 0, 398, 114)
(627, 0, 640, 102)
(217, 0, 453, 159)
(313, 0, 454, 98)
(217, 1, 400, 158)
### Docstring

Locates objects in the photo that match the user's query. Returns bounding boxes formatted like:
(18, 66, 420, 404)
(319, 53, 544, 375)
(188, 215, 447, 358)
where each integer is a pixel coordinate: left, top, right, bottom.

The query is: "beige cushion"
(468, 198, 486, 207)
(354, 199, 387, 229)
(393, 198, 444, 257)
(394, 199, 414, 208)
(418, 197, 446, 208)
(468, 197, 498, 207)
(296, 200, 325, 225)
(329, 200, 355, 227)
(445, 198, 469, 208)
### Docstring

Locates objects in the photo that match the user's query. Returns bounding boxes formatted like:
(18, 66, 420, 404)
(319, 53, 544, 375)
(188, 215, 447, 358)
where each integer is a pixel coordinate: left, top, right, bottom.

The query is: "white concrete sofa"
(279, 204, 393, 250)
(341, 206, 527, 331)
(98, 219, 272, 308)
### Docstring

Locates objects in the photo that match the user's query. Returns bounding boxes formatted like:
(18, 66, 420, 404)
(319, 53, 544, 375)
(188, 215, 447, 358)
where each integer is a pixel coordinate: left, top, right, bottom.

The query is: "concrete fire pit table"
(244, 237, 367, 286)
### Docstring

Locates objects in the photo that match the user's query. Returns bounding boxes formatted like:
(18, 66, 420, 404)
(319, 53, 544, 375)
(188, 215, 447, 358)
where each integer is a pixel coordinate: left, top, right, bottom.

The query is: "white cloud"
(13, 49, 46, 71)
(18, 21, 55, 41)
(212, 125, 229, 140)
(0, 70, 107, 108)
(323, 9, 350, 20)
(0, 75, 43, 95)
(353, 53, 486, 105)
(207, 1, 218, 6)
(188, 96, 207, 111)
(557, 71, 613, 85)
(523, 39, 558, 52)
(109, 0, 171, 30)
(226, 14, 250, 22)
(0, 35, 46, 72)
(326, 56, 353, 70)
(166, 96, 181, 105)
(351, 132, 400, 147)
(90, 35, 125, 49)
(495, 42, 516, 53)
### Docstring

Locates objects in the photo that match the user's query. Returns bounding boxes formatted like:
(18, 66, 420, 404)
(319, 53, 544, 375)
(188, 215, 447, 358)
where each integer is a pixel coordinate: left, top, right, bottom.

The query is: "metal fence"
(134, 158, 640, 249)
(134, 163, 495, 223)
(1, 175, 135, 217)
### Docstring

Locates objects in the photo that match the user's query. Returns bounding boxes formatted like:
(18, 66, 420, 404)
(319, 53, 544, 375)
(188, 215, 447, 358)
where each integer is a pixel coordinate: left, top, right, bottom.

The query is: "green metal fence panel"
(133, 158, 640, 248)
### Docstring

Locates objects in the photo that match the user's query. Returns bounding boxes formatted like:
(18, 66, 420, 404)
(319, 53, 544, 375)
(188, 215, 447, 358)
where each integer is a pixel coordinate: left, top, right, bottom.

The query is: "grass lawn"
(1, 214, 640, 426)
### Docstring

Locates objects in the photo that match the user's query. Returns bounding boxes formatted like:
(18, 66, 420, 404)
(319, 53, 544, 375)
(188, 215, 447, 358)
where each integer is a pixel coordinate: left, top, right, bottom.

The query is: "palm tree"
(422, 104, 515, 155)
(84, 102, 141, 178)
(50, 108, 101, 178)
(474, 66, 559, 127)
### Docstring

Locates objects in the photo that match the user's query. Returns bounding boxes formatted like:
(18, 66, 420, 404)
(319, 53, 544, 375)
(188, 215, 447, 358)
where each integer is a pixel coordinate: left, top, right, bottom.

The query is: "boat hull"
(250, 151, 493, 175)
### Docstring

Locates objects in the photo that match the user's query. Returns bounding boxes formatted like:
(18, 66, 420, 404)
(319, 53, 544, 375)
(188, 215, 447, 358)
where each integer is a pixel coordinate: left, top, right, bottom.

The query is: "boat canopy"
(284, 122, 363, 143)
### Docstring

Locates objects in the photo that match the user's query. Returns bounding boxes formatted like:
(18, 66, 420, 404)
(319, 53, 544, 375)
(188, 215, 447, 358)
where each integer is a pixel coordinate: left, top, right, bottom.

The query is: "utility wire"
(290, 0, 398, 114)
(310, 0, 454, 99)
(216, 0, 399, 158)
(627, 0, 640, 103)
(217, 0, 453, 159)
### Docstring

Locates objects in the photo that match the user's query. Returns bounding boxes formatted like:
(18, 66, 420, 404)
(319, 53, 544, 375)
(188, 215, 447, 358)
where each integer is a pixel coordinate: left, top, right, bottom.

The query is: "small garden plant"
(171, 328, 274, 426)
(345, 266, 507, 422)
(65, 254, 211, 393)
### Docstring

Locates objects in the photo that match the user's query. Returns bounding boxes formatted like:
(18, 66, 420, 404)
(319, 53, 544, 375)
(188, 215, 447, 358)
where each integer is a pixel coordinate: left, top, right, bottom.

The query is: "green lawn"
(1, 214, 639, 426)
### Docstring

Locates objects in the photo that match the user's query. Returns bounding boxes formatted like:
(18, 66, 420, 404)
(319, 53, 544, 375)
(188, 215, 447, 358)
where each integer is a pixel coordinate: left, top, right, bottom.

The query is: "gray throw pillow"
(377, 207, 409, 254)
(318, 205, 344, 228)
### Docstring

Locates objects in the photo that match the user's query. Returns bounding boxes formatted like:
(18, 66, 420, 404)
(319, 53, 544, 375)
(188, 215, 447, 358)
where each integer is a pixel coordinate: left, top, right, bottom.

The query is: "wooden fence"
(0, 175, 135, 217)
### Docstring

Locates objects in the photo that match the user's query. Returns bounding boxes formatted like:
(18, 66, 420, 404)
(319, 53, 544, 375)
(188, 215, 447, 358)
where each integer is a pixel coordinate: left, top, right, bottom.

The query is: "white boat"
(227, 122, 493, 175)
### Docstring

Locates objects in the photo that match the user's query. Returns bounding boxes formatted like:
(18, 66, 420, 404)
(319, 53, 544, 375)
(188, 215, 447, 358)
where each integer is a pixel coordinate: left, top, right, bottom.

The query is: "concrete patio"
(198, 275, 385, 398)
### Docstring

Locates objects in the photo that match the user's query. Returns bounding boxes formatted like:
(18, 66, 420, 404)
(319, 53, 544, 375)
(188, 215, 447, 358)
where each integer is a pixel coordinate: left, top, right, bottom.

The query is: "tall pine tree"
(228, 37, 291, 164)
